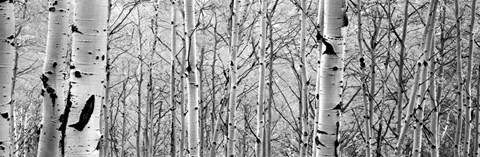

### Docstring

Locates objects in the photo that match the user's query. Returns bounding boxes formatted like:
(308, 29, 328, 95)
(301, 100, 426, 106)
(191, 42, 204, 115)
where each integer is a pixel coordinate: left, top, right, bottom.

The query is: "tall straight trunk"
(312, 1, 324, 156)
(356, 0, 372, 155)
(299, 0, 308, 156)
(412, 1, 437, 156)
(135, 6, 144, 157)
(0, 0, 14, 156)
(121, 76, 128, 157)
(179, 28, 187, 157)
(209, 13, 219, 157)
(62, 0, 108, 156)
(227, 0, 240, 156)
(256, 0, 267, 156)
(37, 0, 68, 156)
(397, 0, 410, 137)
(314, 0, 346, 156)
(184, 0, 200, 156)
(198, 47, 205, 157)
(170, 0, 178, 156)
(463, 0, 476, 156)
(265, 13, 274, 157)
(102, 0, 112, 156)
(431, 6, 445, 157)
(474, 68, 480, 156)
(453, 0, 463, 156)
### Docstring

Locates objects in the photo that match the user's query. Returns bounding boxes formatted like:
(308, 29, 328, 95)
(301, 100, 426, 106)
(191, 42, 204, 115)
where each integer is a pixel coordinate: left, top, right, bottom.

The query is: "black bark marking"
(6, 35, 14, 40)
(70, 65, 76, 69)
(71, 25, 83, 34)
(315, 137, 326, 147)
(1, 112, 8, 119)
(52, 62, 57, 68)
(342, 7, 349, 27)
(320, 37, 336, 55)
(52, 1, 58, 5)
(95, 135, 102, 150)
(317, 130, 328, 135)
(74, 71, 82, 78)
(49, 7, 56, 12)
(41, 74, 49, 88)
(68, 95, 95, 131)
(101, 55, 105, 61)
(332, 66, 339, 71)
(59, 84, 73, 156)
(359, 57, 366, 68)
(332, 102, 342, 110)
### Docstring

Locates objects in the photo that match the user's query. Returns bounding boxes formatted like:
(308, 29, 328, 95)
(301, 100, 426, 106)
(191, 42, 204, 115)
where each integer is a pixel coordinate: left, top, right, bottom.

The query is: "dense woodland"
(0, 0, 479, 156)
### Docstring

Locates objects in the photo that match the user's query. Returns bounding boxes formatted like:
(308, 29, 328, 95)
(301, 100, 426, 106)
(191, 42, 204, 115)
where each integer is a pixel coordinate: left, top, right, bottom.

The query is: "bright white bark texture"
(227, 0, 240, 156)
(0, 0, 14, 156)
(315, 0, 346, 156)
(463, 0, 476, 156)
(37, 0, 69, 156)
(184, 0, 200, 156)
(255, 0, 266, 156)
(170, 0, 177, 156)
(61, 0, 108, 156)
(312, 0, 324, 156)
(299, 0, 308, 156)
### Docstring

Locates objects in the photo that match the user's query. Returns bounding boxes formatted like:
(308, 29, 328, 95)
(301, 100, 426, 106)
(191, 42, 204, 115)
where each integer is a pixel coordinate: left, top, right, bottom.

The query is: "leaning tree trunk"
(463, 0, 476, 156)
(299, 0, 308, 156)
(184, 0, 200, 156)
(227, 0, 240, 156)
(0, 0, 15, 156)
(37, 0, 69, 156)
(396, 0, 410, 137)
(314, 0, 347, 156)
(61, 0, 108, 156)
(255, 0, 267, 156)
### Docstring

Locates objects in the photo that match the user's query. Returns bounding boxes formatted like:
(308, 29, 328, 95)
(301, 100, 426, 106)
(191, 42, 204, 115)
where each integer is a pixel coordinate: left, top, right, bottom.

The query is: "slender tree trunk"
(312, 1, 324, 156)
(412, 1, 437, 156)
(0, 0, 14, 156)
(474, 68, 480, 156)
(227, 0, 240, 156)
(299, 0, 308, 156)
(170, 1, 178, 156)
(209, 13, 219, 157)
(62, 0, 108, 156)
(463, 0, 476, 156)
(37, 0, 68, 156)
(135, 6, 144, 157)
(198, 47, 205, 157)
(265, 13, 274, 157)
(314, 0, 346, 156)
(453, 0, 463, 156)
(184, 0, 200, 156)
(121, 76, 128, 157)
(397, 0, 410, 137)
(256, 1, 267, 156)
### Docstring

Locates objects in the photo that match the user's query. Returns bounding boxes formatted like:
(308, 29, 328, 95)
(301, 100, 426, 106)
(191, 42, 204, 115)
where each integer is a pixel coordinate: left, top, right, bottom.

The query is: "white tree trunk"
(299, 0, 308, 156)
(256, 0, 267, 156)
(62, 0, 108, 156)
(184, 0, 200, 156)
(314, 0, 346, 156)
(0, 0, 14, 156)
(37, 0, 69, 156)
(227, 0, 240, 156)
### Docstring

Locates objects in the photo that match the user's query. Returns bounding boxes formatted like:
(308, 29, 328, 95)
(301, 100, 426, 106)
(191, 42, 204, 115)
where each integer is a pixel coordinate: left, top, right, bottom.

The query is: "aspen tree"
(62, 0, 108, 156)
(453, 0, 463, 156)
(314, 0, 346, 156)
(178, 0, 188, 155)
(134, 5, 144, 157)
(197, 47, 205, 157)
(170, 0, 178, 156)
(412, 1, 437, 156)
(356, 0, 372, 155)
(463, 0, 476, 155)
(209, 12, 219, 157)
(184, 0, 200, 156)
(227, 0, 240, 156)
(396, 0, 410, 137)
(37, 0, 69, 156)
(102, 0, 112, 155)
(256, 0, 267, 156)
(265, 9, 275, 156)
(311, 1, 324, 156)
(299, 0, 308, 156)
(474, 68, 480, 156)
(0, 0, 14, 156)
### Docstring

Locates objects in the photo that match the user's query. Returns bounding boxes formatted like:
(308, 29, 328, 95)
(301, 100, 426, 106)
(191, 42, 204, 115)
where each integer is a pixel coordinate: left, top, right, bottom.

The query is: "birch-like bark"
(312, 1, 324, 156)
(412, 1, 437, 156)
(453, 0, 463, 156)
(184, 0, 200, 156)
(463, 0, 476, 156)
(474, 68, 480, 156)
(299, 0, 308, 156)
(170, 1, 178, 156)
(314, 0, 346, 156)
(62, 0, 108, 156)
(227, 0, 241, 156)
(255, 0, 267, 156)
(265, 13, 274, 157)
(37, 0, 68, 156)
(0, 1, 14, 156)
(396, 0, 410, 137)
(208, 13, 219, 157)
(198, 47, 205, 157)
